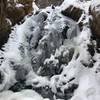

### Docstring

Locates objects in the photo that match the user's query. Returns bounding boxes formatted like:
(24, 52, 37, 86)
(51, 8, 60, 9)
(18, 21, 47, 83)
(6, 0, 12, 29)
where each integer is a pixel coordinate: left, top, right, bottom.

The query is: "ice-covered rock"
(0, 0, 100, 100)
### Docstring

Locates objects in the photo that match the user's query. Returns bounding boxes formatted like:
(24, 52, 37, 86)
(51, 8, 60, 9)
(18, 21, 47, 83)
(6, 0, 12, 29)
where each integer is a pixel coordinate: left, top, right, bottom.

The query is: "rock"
(6, 0, 33, 25)
(0, 70, 4, 84)
(42, 55, 59, 77)
(0, 18, 11, 48)
(15, 65, 28, 82)
(64, 84, 78, 99)
(61, 5, 83, 22)
(0, 0, 11, 48)
(17, 0, 33, 14)
(9, 82, 25, 92)
(39, 43, 75, 77)
(35, 0, 63, 8)
(87, 43, 95, 57)
(33, 86, 54, 99)
(6, 5, 25, 25)
(0, 0, 33, 48)
(61, 5, 83, 30)
(55, 46, 75, 65)
(89, 0, 100, 39)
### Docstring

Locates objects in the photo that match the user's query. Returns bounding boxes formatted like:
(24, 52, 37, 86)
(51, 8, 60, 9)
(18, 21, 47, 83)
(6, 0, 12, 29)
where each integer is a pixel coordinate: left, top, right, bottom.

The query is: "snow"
(71, 70, 100, 100)
(0, 90, 44, 100)
(0, 60, 16, 91)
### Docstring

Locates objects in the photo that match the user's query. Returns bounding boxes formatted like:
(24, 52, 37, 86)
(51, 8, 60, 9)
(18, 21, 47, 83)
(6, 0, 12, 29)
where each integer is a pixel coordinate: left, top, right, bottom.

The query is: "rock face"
(35, 0, 63, 8)
(89, 2, 100, 39)
(7, 0, 33, 25)
(17, 0, 33, 14)
(89, 0, 100, 48)
(6, 4, 25, 25)
(0, 0, 11, 48)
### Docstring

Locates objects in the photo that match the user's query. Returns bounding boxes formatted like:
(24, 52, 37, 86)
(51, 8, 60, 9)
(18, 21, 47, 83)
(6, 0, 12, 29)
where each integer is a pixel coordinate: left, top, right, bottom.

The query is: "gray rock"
(35, 0, 63, 8)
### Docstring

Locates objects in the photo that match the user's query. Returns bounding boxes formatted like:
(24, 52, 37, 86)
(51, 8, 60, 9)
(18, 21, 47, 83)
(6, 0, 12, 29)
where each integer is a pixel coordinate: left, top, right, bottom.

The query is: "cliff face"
(0, 0, 100, 100)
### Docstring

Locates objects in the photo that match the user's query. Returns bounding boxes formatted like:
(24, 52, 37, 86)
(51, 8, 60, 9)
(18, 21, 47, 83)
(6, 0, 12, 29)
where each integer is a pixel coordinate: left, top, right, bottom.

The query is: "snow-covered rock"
(0, 0, 100, 100)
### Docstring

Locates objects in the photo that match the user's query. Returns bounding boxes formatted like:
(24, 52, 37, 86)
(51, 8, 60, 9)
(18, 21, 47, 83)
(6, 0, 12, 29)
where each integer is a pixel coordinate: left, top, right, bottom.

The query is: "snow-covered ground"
(0, 90, 45, 100)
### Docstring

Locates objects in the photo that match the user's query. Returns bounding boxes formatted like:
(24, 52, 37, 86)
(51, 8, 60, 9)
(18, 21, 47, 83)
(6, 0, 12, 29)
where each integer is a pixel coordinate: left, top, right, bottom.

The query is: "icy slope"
(0, 0, 100, 100)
